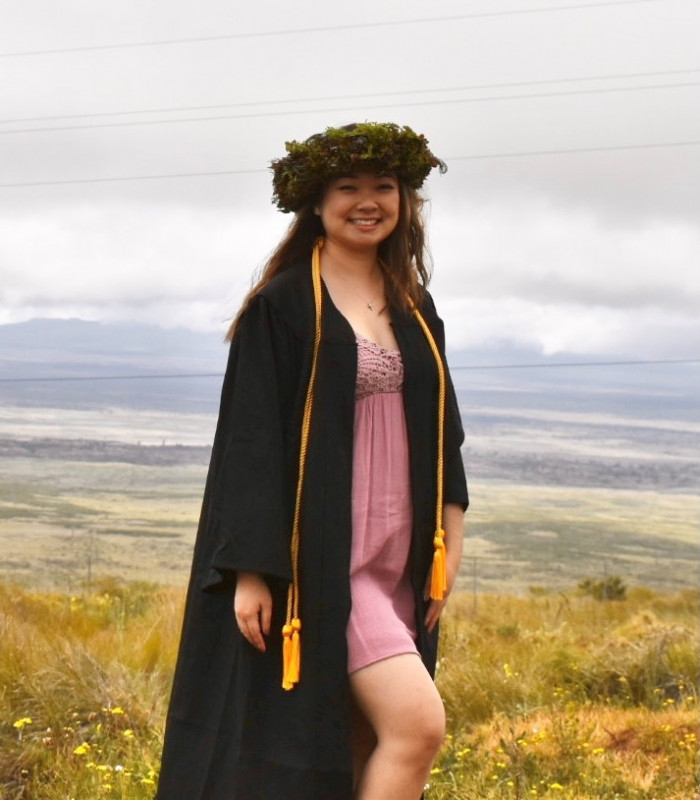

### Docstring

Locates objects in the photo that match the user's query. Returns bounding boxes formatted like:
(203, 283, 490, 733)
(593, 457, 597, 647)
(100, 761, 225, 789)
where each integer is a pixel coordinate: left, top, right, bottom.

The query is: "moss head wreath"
(270, 122, 447, 213)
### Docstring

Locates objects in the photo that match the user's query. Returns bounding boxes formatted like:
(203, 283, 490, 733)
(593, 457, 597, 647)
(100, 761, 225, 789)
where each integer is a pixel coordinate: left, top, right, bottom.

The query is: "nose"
(355, 191, 380, 210)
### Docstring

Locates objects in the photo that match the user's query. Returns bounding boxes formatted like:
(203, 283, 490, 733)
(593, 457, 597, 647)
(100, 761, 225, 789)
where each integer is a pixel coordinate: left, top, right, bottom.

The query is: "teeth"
(353, 219, 379, 227)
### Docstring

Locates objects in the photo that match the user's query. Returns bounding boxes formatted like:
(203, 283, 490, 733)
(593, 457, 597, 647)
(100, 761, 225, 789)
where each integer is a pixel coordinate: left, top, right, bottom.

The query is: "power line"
(1, 358, 698, 384)
(3, 67, 697, 126)
(1, 139, 698, 190)
(0, 168, 262, 189)
(0, 373, 223, 384)
(0, 1, 667, 59)
(3, 80, 698, 137)
(448, 139, 700, 161)
(450, 358, 700, 371)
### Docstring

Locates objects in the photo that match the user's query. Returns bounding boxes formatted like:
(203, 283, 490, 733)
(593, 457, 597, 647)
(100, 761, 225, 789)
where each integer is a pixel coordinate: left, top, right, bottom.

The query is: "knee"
(400, 700, 446, 763)
(420, 702, 446, 758)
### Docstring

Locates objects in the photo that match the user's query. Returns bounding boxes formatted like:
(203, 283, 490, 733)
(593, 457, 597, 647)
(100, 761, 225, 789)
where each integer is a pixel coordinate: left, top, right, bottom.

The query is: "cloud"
(428, 198, 699, 357)
(0, 202, 289, 328)
(1, 1, 698, 359)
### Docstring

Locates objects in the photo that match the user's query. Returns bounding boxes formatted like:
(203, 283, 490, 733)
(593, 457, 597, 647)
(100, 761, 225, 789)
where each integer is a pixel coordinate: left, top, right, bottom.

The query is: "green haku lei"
(271, 122, 446, 213)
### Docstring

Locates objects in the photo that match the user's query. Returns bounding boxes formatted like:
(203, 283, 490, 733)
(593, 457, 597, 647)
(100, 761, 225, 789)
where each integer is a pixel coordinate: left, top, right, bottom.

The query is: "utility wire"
(448, 139, 700, 161)
(0, 1, 668, 59)
(1, 140, 698, 190)
(3, 80, 698, 137)
(0, 373, 224, 384)
(2, 67, 697, 126)
(451, 358, 700, 371)
(1, 358, 698, 384)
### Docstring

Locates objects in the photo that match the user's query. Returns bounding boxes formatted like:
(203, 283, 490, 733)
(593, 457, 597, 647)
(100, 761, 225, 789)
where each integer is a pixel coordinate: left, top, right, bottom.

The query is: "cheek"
(388, 199, 401, 225)
(318, 196, 347, 222)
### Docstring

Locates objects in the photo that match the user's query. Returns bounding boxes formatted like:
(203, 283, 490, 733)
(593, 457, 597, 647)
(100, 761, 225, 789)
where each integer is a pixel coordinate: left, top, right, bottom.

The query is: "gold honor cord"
(409, 304, 448, 600)
(282, 239, 324, 690)
(282, 241, 447, 690)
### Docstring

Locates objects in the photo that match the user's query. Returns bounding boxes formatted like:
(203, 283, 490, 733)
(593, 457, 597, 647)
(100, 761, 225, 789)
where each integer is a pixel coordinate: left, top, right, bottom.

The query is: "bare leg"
(349, 654, 445, 800)
(350, 699, 377, 791)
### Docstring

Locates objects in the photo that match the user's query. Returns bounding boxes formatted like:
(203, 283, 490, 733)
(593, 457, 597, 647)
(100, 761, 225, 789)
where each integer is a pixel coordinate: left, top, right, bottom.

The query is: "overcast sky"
(1, 0, 698, 359)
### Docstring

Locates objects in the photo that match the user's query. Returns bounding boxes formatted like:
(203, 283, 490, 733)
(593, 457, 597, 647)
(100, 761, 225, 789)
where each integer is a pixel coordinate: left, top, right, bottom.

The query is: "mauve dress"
(346, 333, 419, 674)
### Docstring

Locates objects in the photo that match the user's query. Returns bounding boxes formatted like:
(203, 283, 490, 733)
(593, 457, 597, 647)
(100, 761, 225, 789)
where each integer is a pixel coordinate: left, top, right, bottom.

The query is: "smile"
(350, 219, 381, 227)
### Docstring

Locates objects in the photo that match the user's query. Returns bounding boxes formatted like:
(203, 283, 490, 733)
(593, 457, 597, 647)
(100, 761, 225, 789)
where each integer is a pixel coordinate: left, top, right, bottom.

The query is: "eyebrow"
(334, 173, 397, 181)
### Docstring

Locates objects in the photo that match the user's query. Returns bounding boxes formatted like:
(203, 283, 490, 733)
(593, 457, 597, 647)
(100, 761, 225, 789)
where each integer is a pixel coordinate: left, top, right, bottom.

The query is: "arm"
(424, 502, 465, 633)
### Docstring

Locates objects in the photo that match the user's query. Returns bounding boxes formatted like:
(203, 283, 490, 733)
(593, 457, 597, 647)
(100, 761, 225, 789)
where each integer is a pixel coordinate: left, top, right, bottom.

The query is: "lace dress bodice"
(355, 334, 404, 400)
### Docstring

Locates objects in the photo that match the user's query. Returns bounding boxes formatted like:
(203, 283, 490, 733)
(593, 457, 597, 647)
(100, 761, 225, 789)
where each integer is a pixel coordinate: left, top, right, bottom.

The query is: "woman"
(156, 122, 468, 800)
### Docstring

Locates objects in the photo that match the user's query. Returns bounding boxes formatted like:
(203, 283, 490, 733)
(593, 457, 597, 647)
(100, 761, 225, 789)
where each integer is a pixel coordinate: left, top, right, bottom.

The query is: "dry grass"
(431, 590, 699, 799)
(1, 581, 697, 799)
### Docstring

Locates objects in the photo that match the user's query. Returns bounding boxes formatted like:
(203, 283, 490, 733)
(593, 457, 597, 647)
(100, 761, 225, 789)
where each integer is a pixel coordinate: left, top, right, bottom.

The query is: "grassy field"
(1, 455, 698, 595)
(1, 581, 697, 799)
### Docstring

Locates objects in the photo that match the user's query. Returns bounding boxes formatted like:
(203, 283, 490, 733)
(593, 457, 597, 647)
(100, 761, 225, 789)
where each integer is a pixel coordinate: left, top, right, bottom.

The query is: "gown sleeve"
(199, 293, 298, 590)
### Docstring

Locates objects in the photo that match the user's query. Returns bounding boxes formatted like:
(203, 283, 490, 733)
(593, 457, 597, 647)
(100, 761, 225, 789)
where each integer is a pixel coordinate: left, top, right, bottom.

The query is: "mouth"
(350, 218, 381, 228)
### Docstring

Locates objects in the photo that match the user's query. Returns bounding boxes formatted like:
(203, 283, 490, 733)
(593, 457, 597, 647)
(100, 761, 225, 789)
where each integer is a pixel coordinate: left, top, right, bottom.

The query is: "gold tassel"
(288, 618, 301, 686)
(281, 623, 294, 691)
(429, 528, 447, 600)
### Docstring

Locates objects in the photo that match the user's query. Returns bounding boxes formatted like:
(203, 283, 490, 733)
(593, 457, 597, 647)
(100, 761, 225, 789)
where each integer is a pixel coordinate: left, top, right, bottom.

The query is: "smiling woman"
(156, 122, 468, 800)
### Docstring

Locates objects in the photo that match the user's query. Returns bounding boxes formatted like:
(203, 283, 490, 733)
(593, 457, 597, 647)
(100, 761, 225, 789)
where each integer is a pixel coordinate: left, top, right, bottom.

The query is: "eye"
(375, 177, 398, 191)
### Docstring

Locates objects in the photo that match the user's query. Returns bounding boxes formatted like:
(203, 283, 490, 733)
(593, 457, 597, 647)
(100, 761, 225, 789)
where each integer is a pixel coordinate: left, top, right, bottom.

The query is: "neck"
(321, 237, 380, 279)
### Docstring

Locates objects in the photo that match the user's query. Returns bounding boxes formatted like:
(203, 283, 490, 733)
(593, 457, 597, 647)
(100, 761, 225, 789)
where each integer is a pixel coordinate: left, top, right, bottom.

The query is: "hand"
(234, 571, 272, 652)
(423, 504, 465, 633)
(424, 597, 447, 634)
(423, 568, 455, 634)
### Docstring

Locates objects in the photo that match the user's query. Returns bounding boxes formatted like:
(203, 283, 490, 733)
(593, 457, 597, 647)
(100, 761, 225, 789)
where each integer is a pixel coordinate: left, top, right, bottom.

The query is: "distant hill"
(0, 318, 224, 374)
(0, 318, 697, 422)
(0, 318, 225, 412)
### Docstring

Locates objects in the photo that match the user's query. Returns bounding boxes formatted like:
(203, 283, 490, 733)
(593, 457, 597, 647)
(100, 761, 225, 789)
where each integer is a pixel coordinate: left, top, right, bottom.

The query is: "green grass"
(1, 581, 697, 799)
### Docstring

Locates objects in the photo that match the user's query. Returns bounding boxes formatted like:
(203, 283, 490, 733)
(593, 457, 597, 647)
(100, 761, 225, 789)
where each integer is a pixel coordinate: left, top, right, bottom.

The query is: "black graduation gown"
(155, 261, 469, 800)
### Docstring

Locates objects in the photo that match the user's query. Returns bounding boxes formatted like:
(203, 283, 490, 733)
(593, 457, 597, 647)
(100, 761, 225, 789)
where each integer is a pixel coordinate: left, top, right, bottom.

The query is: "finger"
(424, 600, 444, 633)
(246, 618, 267, 652)
(260, 597, 273, 636)
(236, 612, 266, 652)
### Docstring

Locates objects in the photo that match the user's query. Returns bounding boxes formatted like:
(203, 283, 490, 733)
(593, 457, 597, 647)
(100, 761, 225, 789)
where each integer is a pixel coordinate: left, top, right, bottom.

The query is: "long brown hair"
(226, 180, 431, 340)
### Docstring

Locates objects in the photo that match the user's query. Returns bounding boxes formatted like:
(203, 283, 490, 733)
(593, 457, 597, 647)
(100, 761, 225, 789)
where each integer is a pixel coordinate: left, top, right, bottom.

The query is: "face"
(316, 173, 400, 253)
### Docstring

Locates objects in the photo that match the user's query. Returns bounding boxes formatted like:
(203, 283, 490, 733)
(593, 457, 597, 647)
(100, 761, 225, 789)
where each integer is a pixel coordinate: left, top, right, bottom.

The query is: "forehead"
(328, 171, 398, 182)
